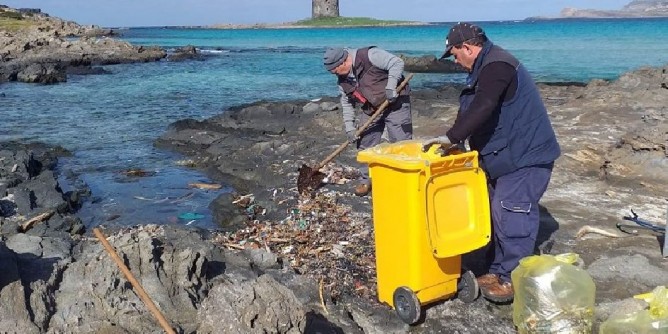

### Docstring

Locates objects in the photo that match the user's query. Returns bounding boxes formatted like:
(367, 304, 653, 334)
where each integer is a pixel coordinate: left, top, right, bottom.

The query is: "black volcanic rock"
(400, 54, 466, 73)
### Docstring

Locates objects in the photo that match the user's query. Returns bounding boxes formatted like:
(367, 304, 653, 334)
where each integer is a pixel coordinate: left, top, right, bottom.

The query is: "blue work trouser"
(356, 96, 413, 183)
(488, 163, 553, 283)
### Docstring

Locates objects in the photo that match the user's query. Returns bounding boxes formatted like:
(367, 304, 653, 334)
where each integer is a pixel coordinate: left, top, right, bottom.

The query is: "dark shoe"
(354, 183, 371, 196)
(476, 273, 499, 289)
(481, 280, 514, 303)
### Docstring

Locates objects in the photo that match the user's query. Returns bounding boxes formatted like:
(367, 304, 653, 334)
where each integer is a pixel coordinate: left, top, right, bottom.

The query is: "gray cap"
(323, 47, 348, 71)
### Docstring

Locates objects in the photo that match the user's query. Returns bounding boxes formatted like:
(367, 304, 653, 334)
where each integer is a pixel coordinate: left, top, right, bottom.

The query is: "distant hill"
(561, 0, 668, 18)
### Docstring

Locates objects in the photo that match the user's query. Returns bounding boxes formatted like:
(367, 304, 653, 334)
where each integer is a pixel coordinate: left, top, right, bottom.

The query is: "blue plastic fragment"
(178, 212, 205, 220)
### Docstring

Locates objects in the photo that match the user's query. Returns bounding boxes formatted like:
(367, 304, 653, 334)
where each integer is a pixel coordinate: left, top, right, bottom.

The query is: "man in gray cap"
(422, 22, 560, 303)
(323, 46, 412, 196)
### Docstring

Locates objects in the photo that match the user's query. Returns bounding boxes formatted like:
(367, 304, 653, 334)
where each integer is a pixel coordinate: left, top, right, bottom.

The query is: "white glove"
(346, 130, 358, 143)
(385, 89, 398, 103)
(421, 136, 451, 152)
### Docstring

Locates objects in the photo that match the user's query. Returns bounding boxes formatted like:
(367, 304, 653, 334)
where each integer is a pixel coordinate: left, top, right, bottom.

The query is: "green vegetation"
(293, 16, 416, 27)
(0, 18, 33, 31)
(0, 9, 23, 20)
(0, 9, 33, 31)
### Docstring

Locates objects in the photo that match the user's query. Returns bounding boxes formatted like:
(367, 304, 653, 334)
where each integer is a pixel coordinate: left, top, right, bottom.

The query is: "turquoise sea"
(2, 18, 667, 229)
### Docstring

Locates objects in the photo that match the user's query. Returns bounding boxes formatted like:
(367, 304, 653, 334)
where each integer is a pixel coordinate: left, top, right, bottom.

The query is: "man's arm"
(446, 61, 517, 143)
(339, 85, 356, 133)
(367, 48, 404, 90)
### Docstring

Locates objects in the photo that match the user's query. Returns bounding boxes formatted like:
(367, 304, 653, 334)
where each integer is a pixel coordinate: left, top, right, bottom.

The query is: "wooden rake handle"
(93, 228, 176, 334)
(314, 73, 414, 171)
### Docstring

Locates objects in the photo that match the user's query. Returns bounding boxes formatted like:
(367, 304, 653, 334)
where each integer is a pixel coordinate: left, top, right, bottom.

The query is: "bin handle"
(425, 148, 479, 169)
(423, 150, 479, 185)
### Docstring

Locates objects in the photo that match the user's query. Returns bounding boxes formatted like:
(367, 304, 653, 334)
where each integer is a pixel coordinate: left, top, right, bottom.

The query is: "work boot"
(481, 280, 514, 303)
(476, 273, 499, 289)
(353, 182, 371, 196)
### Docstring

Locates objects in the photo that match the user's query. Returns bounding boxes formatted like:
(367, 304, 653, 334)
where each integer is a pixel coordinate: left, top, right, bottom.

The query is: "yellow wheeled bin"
(357, 140, 491, 324)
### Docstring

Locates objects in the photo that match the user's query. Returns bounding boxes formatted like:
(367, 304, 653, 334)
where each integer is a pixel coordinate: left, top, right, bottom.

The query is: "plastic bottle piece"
(554, 252, 579, 265)
(512, 253, 596, 333)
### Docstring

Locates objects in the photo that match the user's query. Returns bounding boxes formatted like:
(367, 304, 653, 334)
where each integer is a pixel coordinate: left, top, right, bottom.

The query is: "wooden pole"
(93, 228, 176, 334)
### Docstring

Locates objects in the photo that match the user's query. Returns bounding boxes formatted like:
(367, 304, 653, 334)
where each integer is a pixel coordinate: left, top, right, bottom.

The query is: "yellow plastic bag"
(600, 286, 668, 334)
(512, 253, 596, 333)
(642, 286, 668, 320)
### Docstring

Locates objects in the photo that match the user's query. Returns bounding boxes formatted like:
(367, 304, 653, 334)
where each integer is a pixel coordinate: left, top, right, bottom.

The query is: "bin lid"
(357, 140, 435, 170)
(426, 166, 491, 258)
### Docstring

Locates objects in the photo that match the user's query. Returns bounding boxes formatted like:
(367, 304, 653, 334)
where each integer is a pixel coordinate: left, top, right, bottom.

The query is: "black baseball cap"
(441, 22, 486, 58)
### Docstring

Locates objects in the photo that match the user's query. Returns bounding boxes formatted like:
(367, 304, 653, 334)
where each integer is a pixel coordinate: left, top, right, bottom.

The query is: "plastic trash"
(512, 253, 596, 333)
(600, 286, 668, 334)
(178, 212, 205, 220)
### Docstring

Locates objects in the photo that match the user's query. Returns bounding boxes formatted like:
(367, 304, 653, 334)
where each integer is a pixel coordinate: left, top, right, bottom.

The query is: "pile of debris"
(213, 164, 380, 301)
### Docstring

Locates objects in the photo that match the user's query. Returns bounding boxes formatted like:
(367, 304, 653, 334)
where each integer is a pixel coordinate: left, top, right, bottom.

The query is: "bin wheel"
(457, 270, 480, 303)
(393, 286, 422, 325)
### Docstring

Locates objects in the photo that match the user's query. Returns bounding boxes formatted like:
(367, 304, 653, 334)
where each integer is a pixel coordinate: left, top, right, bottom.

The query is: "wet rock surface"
(167, 45, 206, 62)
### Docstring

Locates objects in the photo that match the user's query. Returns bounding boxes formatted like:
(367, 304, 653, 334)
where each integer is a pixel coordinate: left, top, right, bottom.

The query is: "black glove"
(346, 130, 358, 143)
(385, 89, 398, 103)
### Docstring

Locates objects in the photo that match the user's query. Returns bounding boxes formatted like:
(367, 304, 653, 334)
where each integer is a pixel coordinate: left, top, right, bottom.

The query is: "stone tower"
(312, 0, 340, 18)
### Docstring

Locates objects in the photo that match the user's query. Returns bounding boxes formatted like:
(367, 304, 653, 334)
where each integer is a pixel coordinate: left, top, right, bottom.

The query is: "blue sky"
(2, 0, 632, 27)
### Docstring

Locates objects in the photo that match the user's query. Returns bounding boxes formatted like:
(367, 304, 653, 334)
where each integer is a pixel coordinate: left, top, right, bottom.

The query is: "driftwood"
(188, 182, 223, 190)
(576, 225, 624, 239)
(221, 243, 246, 250)
(18, 210, 55, 232)
(319, 279, 329, 315)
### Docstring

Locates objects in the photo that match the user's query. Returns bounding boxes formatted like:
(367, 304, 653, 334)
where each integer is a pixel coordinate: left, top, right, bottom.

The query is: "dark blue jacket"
(460, 42, 560, 179)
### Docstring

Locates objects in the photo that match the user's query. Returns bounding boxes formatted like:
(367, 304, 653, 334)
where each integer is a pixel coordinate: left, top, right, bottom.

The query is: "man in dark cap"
(323, 46, 412, 196)
(422, 22, 561, 302)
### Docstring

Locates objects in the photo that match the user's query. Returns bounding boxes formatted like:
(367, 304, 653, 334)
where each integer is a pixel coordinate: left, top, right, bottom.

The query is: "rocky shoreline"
(2, 5, 667, 334)
(525, 0, 668, 20)
(0, 8, 222, 84)
(560, 0, 668, 18)
(2, 62, 666, 332)
(0, 8, 460, 85)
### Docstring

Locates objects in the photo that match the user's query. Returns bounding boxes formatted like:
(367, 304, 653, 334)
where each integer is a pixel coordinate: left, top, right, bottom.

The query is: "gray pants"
(356, 95, 413, 182)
